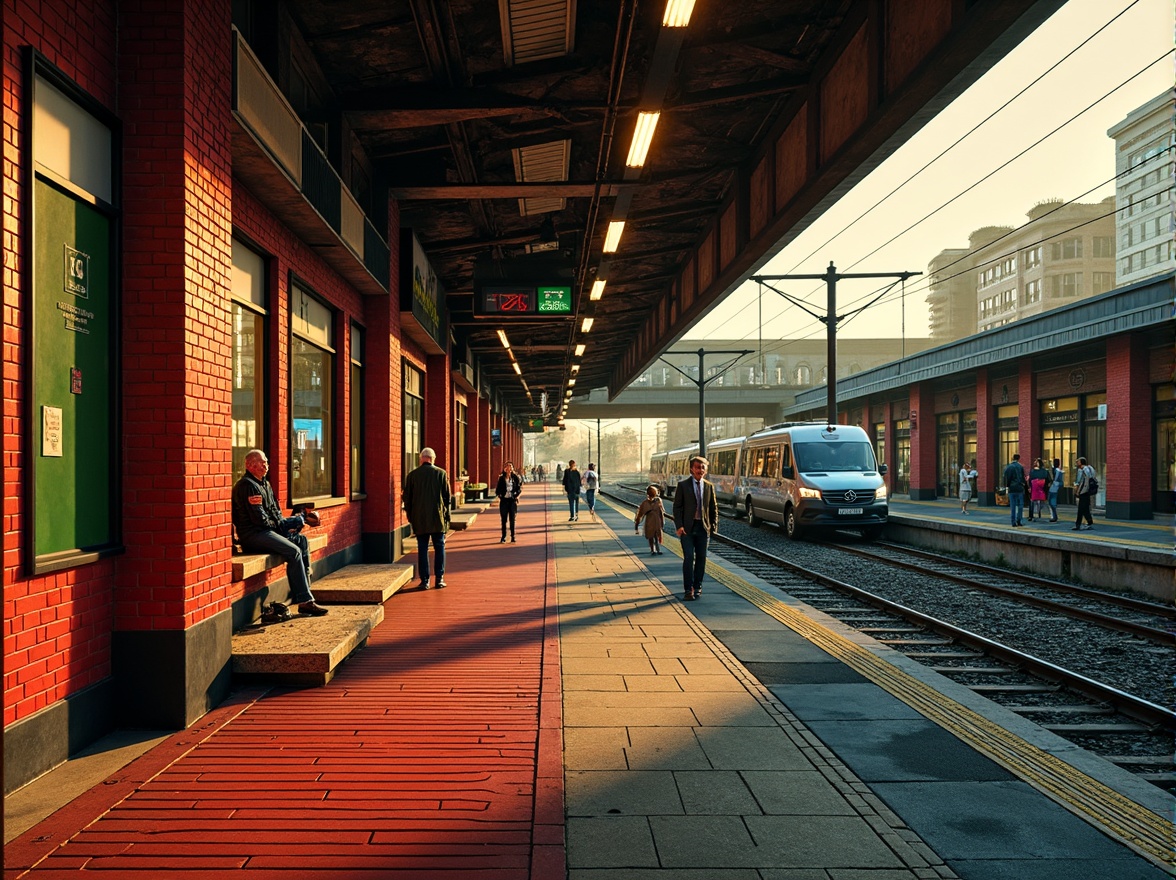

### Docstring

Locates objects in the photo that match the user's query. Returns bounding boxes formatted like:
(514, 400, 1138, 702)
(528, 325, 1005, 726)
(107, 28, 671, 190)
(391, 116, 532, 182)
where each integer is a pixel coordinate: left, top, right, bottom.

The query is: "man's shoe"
(682, 592, 694, 601)
(435, 579, 447, 589)
(1049, 518, 1058, 522)
(420, 579, 432, 590)
(511, 536, 517, 543)
(692, 589, 701, 599)
(1071, 526, 1081, 530)
(298, 601, 329, 616)
(500, 537, 507, 543)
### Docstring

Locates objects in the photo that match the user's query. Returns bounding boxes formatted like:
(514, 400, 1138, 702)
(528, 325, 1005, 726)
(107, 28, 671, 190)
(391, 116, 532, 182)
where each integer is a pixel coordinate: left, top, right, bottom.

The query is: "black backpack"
(1087, 473, 1099, 495)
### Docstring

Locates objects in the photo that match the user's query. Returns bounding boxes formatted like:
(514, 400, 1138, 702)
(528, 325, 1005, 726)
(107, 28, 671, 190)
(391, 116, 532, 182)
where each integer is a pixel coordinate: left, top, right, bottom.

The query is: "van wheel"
(784, 507, 805, 540)
(746, 499, 762, 527)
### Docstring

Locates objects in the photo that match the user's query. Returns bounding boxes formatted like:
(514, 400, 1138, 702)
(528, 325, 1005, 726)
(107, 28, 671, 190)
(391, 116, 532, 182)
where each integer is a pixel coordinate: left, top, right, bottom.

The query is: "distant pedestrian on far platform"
(634, 485, 666, 555)
(1047, 457, 1063, 522)
(672, 455, 718, 601)
(583, 463, 600, 518)
(1003, 453, 1026, 527)
(958, 460, 977, 514)
(1073, 456, 1097, 531)
(403, 447, 451, 589)
(496, 461, 522, 543)
(555, 464, 563, 482)
(1028, 457, 1049, 521)
(562, 460, 582, 521)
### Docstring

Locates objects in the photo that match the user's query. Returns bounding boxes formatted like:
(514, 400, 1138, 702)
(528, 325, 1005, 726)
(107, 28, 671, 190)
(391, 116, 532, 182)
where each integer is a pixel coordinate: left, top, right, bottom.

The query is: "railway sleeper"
(930, 665, 1014, 674)
(1004, 705, 1114, 715)
(968, 683, 1059, 693)
(1102, 754, 1176, 766)
(1041, 722, 1152, 733)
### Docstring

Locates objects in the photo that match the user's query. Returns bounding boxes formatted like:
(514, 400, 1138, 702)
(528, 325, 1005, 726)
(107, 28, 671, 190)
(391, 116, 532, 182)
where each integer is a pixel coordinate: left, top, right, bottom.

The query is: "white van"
(739, 422, 888, 540)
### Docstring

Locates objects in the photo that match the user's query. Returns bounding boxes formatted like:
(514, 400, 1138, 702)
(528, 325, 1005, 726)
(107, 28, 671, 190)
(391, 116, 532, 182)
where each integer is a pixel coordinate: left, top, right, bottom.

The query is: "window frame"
(289, 280, 336, 503)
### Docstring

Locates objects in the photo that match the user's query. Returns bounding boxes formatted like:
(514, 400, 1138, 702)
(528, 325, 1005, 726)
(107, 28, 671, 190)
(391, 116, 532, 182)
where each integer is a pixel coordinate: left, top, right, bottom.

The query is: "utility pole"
(659, 348, 754, 457)
(752, 263, 920, 423)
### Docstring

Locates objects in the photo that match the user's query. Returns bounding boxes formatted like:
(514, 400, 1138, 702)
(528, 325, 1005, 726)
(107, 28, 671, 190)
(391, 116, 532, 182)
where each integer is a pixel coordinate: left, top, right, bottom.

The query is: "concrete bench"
(310, 563, 415, 604)
(450, 501, 490, 530)
(232, 533, 329, 582)
(231, 603, 384, 687)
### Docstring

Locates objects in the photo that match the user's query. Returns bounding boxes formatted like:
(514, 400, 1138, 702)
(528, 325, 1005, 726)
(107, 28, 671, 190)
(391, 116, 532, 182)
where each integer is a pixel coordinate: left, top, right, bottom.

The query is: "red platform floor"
(6, 488, 564, 879)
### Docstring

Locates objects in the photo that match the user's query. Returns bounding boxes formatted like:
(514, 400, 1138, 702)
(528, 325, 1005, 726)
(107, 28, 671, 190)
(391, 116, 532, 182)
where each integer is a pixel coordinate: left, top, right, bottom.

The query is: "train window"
(763, 446, 780, 478)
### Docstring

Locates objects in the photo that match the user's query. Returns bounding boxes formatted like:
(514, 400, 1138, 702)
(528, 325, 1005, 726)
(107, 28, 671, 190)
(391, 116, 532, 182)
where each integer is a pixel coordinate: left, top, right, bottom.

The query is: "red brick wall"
(1106, 335, 1151, 501)
(3, 1, 121, 727)
(118, 0, 234, 631)
(908, 382, 937, 495)
(1017, 361, 1038, 462)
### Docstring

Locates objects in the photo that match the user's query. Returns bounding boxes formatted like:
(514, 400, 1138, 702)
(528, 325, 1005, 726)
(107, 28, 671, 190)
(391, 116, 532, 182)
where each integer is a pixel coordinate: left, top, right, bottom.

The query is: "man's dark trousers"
(680, 520, 709, 595)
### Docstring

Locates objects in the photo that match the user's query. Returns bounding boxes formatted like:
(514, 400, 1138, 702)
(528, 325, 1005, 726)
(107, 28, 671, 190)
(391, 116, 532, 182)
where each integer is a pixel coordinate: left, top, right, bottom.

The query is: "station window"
(1155, 386, 1175, 513)
(231, 239, 267, 478)
(291, 284, 334, 500)
(456, 400, 468, 477)
(403, 362, 424, 482)
(350, 323, 364, 496)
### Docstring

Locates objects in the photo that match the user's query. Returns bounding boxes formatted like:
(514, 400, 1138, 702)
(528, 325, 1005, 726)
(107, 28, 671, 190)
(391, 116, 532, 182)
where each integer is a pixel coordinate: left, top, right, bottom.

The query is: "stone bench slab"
(231, 604, 383, 686)
(310, 563, 415, 604)
(450, 502, 490, 530)
(232, 534, 328, 581)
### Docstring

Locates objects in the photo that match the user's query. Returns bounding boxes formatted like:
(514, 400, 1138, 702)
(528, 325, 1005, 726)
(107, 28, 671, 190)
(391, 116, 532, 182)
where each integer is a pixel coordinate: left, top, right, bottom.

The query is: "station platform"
(5, 484, 1172, 878)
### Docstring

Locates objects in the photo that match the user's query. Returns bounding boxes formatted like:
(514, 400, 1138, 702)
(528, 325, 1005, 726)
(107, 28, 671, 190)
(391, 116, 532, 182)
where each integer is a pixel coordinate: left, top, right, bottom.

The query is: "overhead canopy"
(280, 0, 1063, 421)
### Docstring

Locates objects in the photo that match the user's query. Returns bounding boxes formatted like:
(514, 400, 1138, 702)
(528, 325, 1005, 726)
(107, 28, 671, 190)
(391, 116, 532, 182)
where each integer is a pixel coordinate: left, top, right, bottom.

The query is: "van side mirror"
(879, 463, 888, 475)
(781, 465, 794, 479)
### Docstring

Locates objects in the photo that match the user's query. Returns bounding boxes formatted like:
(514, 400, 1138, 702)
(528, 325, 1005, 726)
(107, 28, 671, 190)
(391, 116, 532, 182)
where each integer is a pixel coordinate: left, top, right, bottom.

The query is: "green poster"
(33, 179, 113, 558)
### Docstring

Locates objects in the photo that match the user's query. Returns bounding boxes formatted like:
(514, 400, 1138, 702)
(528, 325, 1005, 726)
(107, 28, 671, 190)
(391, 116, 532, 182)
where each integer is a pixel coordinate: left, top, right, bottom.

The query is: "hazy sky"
(686, 0, 1174, 345)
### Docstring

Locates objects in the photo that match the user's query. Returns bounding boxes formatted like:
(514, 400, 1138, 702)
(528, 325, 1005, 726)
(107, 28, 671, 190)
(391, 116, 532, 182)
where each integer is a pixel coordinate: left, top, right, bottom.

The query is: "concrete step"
(311, 563, 415, 603)
(450, 502, 491, 530)
(231, 604, 384, 687)
(232, 534, 329, 582)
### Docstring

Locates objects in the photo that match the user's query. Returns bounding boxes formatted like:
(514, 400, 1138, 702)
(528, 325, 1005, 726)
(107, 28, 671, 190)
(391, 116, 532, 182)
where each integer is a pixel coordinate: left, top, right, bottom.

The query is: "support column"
(907, 383, 937, 500)
(1106, 335, 1152, 519)
(477, 398, 492, 485)
(115, 0, 234, 728)
(1018, 361, 1038, 464)
(975, 368, 994, 506)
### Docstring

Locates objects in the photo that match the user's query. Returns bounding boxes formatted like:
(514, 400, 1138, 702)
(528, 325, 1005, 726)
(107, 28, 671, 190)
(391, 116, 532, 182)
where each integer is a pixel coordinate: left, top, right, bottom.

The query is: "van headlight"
(875, 484, 887, 500)
(798, 487, 822, 499)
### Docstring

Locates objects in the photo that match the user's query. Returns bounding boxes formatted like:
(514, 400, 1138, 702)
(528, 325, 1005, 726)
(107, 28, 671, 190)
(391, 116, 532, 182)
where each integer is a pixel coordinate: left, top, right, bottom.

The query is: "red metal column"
(1105, 334, 1152, 519)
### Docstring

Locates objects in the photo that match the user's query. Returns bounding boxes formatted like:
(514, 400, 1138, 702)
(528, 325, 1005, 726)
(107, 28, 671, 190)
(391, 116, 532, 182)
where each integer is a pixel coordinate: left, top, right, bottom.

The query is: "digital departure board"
(474, 284, 574, 319)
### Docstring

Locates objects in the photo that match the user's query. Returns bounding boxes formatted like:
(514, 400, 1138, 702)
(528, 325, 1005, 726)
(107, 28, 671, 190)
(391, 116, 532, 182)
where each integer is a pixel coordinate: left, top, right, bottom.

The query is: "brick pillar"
(115, 0, 234, 728)
(425, 353, 452, 473)
(1106, 335, 1152, 519)
(468, 395, 484, 485)
(1018, 361, 1038, 464)
(477, 398, 492, 485)
(908, 382, 937, 500)
(975, 368, 994, 505)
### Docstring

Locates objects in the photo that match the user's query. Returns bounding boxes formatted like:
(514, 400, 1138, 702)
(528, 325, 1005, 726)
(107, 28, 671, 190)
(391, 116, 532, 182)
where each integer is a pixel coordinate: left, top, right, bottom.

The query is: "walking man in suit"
(672, 455, 719, 601)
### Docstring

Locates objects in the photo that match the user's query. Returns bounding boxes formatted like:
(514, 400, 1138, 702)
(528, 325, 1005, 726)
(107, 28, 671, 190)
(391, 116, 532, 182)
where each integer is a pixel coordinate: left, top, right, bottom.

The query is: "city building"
(1108, 89, 1176, 287)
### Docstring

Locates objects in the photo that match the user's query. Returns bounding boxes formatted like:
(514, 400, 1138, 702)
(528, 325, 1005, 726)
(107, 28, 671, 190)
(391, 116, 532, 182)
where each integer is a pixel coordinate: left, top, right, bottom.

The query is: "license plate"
(838, 507, 863, 515)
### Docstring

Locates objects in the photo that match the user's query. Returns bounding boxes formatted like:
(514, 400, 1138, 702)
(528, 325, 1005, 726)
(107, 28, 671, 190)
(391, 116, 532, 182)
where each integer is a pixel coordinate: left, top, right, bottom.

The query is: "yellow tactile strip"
(700, 557, 1175, 871)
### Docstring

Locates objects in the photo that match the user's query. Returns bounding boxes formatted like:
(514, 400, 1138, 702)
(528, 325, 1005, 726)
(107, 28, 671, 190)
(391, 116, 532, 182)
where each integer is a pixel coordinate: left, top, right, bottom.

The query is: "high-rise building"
(1107, 89, 1175, 287)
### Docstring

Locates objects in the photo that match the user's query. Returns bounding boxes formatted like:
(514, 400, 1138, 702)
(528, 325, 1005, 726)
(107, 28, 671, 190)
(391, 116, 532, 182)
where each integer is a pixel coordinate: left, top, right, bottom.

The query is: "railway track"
(605, 484, 1176, 787)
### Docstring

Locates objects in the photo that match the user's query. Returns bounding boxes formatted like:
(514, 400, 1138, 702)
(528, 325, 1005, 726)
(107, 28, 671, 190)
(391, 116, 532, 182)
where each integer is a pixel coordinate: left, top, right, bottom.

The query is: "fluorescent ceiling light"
(497, 329, 511, 349)
(571, 363, 580, 373)
(603, 221, 625, 253)
(625, 112, 660, 167)
(567, 378, 576, 387)
(662, 0, 696, 27)
(581, 317, 594, 333)
(512, 361, 522, 375)
(575, 344, 586, 356)
(590, 279, 606, 300)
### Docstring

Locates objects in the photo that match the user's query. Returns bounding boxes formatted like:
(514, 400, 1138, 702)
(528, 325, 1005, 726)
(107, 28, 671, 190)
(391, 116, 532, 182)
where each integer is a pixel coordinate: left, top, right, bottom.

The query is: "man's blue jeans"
(567, 493, 579, 518)
(1008, 491, 1024, 525)
(416, 532, 446, 582)
(240, 527, 314, 603)
(679, 521, 710, 593)
(585, 488, 596, 511)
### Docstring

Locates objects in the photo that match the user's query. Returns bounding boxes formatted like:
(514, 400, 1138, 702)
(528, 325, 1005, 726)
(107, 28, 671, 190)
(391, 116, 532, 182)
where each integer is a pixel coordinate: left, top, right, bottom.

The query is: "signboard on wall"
(491, 428, 502, 447)
(399, 230, 446, 354)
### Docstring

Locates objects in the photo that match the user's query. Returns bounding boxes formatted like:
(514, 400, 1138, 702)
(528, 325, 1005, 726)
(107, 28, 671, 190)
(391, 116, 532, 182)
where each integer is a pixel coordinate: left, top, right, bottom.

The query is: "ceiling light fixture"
(581, 317, 594, 333)
(662, 0, 697, 27)
(625, 111, 660, 167)
(575, 344, 586, 356)
(571, 363, 580, 373)
(603, 221, 625, 253)
(590, 279, 606, 300)
(512, 361, 522, 375)
(567, 378, 576, 387)
(497, 329, 511, 349)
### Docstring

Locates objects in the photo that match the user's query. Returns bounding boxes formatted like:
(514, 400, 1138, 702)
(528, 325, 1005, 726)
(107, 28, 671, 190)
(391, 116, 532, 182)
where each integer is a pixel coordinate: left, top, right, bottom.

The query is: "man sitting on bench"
(232, 449, 329, 616)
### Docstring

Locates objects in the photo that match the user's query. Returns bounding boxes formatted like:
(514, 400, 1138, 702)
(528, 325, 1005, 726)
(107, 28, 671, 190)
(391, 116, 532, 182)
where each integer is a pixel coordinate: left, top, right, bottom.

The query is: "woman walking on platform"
(496, 461, 522, 542)
(635, 485, 666, 555)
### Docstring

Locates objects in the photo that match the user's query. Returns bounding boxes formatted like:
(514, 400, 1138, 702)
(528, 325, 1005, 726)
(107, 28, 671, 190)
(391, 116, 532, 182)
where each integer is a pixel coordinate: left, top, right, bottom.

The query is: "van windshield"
(794, 441, 876, 472)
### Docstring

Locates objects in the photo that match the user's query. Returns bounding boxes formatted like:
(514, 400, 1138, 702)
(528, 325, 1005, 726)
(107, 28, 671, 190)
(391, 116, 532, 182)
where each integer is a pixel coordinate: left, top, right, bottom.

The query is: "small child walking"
(634, 485, 666, 555)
